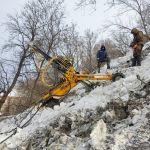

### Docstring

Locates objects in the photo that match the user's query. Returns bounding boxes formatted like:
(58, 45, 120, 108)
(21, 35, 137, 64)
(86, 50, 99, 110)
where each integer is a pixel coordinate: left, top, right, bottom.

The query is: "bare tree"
(107, 0, 150, 35)
(58, 24, 84, 70)
(111, 31, 131, 54)
(138, 2, 150, 35)
(0, 62, 9, 95)
(0, 47, 28, 109)
(76, 0, 96, 9)
(81, 29, 98, 73)
(0, 0, 66, 110)
(21, 0, 67, 103)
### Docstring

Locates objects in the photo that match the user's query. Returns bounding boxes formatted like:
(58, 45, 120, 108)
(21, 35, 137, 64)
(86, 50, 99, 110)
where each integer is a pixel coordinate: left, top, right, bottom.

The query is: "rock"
(76, 142, 91, 150)
(19, 140, 33, 150)
(131, 113, 141, 124)
(53, 105, 60, 110)
(108, 101, 129, 120)
(75, 123, 92, 138)
(59, 134, 68, 144)
(112, 131, 133, 150)
(60, 102, 66, 108)
(102, 110, 116, 123)
(126, 142, 150, 150)
(130, 109, 141, 118)
(146, 112, 150, 119)
(90, 119, 107, 150)
(58, 116, 72, 133)
(53, 131, 61, 139)
(131, 109, 140, 116)
(120, 87, 129, 101)
(0, 143, 8, 150)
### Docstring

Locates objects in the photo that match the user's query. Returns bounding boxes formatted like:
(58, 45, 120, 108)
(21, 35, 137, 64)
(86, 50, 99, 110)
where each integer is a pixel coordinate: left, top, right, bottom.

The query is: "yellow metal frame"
(74, 73, 112, 81)
(42, 66, 112, 102)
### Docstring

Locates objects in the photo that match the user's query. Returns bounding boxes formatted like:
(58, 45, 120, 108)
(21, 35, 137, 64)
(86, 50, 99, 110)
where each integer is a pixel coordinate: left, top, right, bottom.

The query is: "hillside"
(0, 43, 150, 150)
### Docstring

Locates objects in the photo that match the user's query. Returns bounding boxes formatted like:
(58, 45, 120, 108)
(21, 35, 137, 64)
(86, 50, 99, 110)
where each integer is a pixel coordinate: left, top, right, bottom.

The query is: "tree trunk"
(0, 51, 26, 109)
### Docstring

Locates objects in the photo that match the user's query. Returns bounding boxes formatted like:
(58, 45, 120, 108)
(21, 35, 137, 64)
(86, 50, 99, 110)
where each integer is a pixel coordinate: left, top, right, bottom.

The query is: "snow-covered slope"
(0, 43, 150, 150)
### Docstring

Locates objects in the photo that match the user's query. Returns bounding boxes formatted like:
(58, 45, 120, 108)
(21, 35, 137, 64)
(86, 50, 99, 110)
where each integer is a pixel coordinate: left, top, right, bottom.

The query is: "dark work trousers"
(97, 58, 110, 73)
(132, 55, 141, 66)
(132, 44, 143, 66)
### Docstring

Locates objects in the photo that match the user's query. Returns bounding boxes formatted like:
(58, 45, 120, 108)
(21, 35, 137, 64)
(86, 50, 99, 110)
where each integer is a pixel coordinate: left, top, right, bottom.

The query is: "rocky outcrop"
(15, 89, 150, 150)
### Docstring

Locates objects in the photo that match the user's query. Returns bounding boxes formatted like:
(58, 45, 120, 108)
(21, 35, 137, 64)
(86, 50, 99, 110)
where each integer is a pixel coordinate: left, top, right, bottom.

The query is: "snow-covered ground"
(0, 43, 150, 150)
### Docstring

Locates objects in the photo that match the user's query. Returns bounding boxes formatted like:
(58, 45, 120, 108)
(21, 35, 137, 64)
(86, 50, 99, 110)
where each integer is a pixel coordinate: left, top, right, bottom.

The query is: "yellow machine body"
(41, 66, 112, 102)
(29, 43, 123, 104)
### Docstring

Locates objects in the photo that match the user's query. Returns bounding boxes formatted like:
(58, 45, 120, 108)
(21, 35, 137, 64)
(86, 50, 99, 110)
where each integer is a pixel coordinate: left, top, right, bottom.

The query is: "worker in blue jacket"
(96, 45, 110, 73)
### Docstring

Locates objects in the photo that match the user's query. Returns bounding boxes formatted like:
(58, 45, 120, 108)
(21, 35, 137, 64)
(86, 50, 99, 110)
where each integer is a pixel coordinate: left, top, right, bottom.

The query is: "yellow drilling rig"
(29, 42, 124, 107)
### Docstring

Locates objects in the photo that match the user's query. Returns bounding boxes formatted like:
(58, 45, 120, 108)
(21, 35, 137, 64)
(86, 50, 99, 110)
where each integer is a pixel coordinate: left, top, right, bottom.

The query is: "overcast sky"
(65, 0, 113, 35)
(0, 0, 134, 46)
(0, 0, 27, 45)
